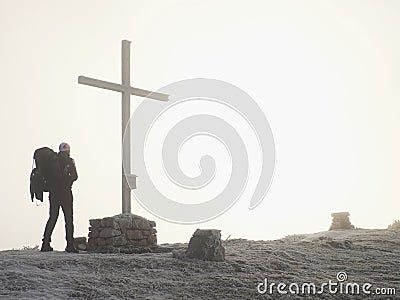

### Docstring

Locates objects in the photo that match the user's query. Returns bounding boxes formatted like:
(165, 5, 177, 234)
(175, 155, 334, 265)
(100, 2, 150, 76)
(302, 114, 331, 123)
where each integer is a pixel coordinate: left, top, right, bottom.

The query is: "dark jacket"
(57, 152, 78, 190)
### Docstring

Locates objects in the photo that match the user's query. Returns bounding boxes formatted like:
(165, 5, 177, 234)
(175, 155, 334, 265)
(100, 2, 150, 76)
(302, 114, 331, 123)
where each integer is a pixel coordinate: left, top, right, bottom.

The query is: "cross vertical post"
(121, 40, 131, 214)
(78, 40, 169, 215)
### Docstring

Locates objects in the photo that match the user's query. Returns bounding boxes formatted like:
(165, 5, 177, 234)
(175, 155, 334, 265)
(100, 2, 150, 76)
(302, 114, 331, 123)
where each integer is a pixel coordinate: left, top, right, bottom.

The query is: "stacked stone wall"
(87, 214, 157, 253)
(329, 212, 355, 230)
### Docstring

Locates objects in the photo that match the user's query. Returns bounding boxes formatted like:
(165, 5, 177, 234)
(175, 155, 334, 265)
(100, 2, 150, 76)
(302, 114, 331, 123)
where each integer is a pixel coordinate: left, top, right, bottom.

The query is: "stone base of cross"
(78, 40, 169, 214)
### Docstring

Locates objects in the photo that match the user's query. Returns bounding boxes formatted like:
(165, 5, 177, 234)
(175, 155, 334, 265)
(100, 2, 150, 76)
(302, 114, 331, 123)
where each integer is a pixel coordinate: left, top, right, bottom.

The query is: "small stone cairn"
(179, 229, 225, 261)
(87, 214, 157, 253)
(329, 212, 355, 230)
(73, 237, 87, 251)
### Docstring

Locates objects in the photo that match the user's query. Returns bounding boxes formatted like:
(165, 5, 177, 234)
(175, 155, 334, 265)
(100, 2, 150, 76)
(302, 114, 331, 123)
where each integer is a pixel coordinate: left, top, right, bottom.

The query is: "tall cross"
(78, 40, 169, 214)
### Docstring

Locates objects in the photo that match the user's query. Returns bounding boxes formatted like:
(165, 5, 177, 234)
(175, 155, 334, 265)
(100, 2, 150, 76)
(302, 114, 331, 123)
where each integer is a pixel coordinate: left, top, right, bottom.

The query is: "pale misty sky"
(1, 1, 400, 250)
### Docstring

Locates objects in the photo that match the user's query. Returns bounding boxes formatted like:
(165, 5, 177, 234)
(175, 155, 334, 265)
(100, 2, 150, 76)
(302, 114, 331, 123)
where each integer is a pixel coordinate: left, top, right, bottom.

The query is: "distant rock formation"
(388, 220, 400, 230)
(87, 214, 157, 253)
(183, 229, 225, 261)
(329, 212, 355, 230)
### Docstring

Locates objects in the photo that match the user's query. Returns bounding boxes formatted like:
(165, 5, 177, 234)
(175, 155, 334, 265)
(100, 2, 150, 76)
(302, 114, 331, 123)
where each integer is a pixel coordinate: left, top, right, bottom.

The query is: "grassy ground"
(0, 229, 399, 299)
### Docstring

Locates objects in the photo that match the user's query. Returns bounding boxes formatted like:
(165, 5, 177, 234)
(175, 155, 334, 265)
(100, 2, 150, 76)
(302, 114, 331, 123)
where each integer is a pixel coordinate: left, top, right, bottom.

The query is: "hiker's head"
(59, 142, 71, 156)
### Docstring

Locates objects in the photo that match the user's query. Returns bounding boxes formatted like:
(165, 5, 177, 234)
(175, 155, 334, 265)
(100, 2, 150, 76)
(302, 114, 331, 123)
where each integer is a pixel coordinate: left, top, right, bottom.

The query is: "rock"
(329, 212, 355, 230)
(193, 229, 221, 237)
(88, 228, 100, 238)
(147, 234, 157, 245)
(133, 217, 150, 230)
(87, 238, 97, 251)
(137, 239, 150, 247)
(89, 219, 101, 228)
(332, 212, 350, 218)
(118, 217, 133, 233)
(126, 229, 144, 240)
(73, 237, 87, 251)
(101, 217, 118, 228)
(149, 221, 156, 228)
(97, 238, 106, 246)
(114, 235, 128, 246)
(185, 229, 225, 261)
(99, 228, 121, 238)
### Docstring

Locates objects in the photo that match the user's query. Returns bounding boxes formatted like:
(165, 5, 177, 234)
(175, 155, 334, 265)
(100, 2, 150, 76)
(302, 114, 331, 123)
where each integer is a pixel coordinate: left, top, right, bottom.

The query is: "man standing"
(41, 142, 78, 253)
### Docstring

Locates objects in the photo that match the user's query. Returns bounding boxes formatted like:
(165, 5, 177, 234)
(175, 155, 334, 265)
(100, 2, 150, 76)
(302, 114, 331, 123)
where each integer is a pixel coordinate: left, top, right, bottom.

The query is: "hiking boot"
(40, 243, 53, 252)
(65, 244, 78, 253)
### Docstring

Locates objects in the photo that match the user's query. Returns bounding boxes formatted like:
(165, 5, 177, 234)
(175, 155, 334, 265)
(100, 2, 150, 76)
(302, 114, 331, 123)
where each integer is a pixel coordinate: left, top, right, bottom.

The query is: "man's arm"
(69, 158, 78, 183)
(62, 158, 78, 185)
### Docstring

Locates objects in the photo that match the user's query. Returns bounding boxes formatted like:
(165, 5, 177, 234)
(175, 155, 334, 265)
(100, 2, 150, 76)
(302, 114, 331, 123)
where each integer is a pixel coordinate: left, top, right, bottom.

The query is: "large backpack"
(30, 147, 62, 202)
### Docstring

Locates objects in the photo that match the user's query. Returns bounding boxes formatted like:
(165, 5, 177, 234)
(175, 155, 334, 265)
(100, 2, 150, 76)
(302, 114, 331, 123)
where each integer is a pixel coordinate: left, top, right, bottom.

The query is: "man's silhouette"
(41, 142, 78, 253)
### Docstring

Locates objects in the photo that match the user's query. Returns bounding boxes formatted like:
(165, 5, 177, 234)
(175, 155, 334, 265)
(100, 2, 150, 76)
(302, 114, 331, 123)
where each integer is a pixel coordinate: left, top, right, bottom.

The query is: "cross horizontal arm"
(78, 76, 169, 102)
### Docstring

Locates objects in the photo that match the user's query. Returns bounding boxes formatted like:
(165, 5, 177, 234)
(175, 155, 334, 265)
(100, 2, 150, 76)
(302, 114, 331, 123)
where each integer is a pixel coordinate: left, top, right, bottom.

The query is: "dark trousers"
(43, 188, 74, 246)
